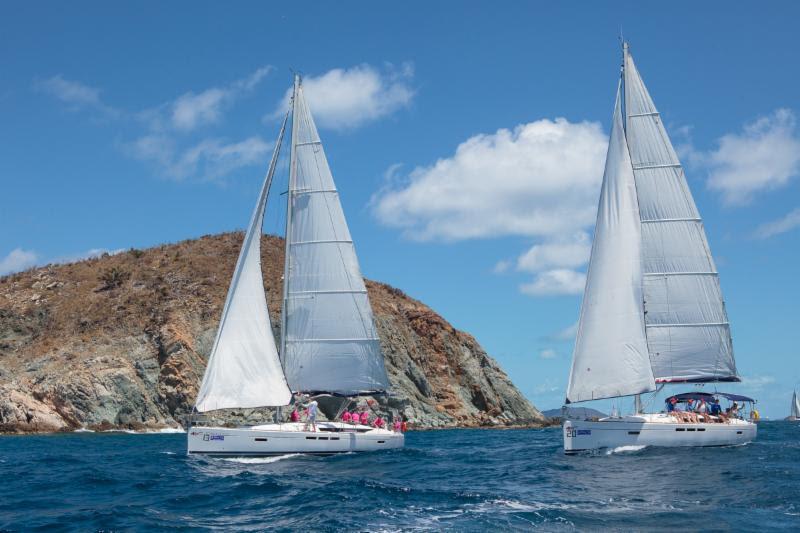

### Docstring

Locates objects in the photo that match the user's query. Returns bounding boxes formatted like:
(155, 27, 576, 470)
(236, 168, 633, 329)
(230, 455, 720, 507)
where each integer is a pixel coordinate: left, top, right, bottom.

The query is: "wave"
(220, 454, 302, 464)
(606, 445, 647, 455)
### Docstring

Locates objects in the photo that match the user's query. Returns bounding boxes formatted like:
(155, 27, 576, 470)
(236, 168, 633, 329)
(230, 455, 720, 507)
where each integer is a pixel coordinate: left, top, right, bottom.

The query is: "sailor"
(304, 399, 318, 432)
(393, 420, 402, 432)
(342, 410, 352, 423)
(666, 397, 677, 413)
(401, 419, 408, 433)
(290, 407, 300, 423)
(360, 409, 369, 426)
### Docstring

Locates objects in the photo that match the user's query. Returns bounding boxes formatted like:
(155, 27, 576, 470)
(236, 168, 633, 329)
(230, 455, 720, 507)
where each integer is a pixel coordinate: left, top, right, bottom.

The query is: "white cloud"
(492, 259, 512, 274)
(753, 207, 800, 239)
(53, 248, 125, 264)
(0, 249, 38, 275)
(128, 134, 271, 181)
(539, 348, 557, 359)
(35, 75, 117, 116)
(516, 232, 591, 273)
(520, 269, 586, 296)
(271, 63, 414, 130)
(373, 117, 605, 297)
(372, 118, 606, 241)
(171, 66, 271, 131)
(706, 109, 800, 205)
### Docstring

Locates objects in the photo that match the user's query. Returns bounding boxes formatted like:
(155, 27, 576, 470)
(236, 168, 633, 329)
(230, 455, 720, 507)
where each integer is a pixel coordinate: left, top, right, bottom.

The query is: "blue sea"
(1, 422, 799, 531)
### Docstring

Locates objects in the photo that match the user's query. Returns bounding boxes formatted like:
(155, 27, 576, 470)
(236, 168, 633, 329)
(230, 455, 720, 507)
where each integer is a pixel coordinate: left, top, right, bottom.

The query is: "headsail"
(195, 114, 292, 412)
(623, 44, 738, 384)
(792, 390, 800, 418)
(281, 78, 390, 396)
(566, 84, 655, 404)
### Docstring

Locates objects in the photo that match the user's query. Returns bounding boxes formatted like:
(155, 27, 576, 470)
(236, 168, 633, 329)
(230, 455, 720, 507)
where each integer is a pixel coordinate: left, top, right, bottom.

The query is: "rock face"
(0, 233, 544, 433)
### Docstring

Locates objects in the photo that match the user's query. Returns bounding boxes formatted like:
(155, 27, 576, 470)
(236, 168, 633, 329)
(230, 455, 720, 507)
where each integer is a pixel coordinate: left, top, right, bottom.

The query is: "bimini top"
(669, 392, 755, 403)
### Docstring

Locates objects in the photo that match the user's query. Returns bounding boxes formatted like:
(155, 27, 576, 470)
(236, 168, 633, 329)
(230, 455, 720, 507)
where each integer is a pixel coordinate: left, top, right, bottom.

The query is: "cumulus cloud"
(0, 249, 38, 275)
(271, 63, 414, 130)
(520, 269, 586, 296)
(706, 109, 800, 205)
(171, 66, 271, 131)
(373, 118, 606, 296)
(753, 207, 800, 239)
(372, 118, 606, 241)
(127, 134, 271, 182)
(548, 322, 579, 342)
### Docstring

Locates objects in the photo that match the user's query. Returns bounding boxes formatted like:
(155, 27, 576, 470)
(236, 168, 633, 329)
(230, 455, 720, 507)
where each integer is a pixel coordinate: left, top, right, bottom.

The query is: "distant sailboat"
(187, 75, 403, 456)
(787, 390, 800, 421)
(562, 43, 757, 453)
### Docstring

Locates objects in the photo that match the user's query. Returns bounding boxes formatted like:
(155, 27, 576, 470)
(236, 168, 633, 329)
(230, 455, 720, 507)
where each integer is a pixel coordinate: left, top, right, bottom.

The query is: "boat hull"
(187, 422, 404, 456)
(563, 414, 756, 454)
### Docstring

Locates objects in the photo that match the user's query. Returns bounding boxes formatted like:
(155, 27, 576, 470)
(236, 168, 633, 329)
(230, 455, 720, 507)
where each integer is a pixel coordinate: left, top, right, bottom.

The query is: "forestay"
(566, 85, 656, 404)
(623, 45, 738, 384)
(282, 81, 390, 395)
(195, 114, 293, 412)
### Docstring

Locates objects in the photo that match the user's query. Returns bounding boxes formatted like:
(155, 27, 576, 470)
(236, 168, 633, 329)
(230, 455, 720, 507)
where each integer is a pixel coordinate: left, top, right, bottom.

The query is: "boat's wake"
(221, 454, 302, 464)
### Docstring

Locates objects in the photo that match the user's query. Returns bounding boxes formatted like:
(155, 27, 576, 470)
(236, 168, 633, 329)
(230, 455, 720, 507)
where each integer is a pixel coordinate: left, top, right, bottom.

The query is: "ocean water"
(1, 422, 799, 531)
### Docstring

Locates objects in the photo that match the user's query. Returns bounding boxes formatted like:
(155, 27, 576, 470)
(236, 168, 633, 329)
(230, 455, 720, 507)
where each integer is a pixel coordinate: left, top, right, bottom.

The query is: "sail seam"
(643, 271, 717, 276)
(632, 163, 681, 170)
(640, 217, 701, 223)
(291, 239, 353, 245)
(286, 338, 381, 343)
(288, 289, 367, 295)
(628, 111, 660, 117)
(296, 141, 322, 146)
(646, 322, 729, 328)
(292, 188, 338, 195)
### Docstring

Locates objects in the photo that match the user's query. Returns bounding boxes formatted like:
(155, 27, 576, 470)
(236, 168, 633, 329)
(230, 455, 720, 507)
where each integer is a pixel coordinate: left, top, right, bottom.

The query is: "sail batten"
(623, 46, 738, 384)
(195, 113, 293, 412)
(566, 84, 655, 404)
(281, 80, 390, 396)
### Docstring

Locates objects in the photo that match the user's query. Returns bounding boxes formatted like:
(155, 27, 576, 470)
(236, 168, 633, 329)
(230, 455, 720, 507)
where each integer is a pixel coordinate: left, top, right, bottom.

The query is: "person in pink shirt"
(393, 420, 401, 432)
(342, 411, 351, 423)
(373, 416, 385, 428)
(290, 408, 299, 422)
(360, 410, 369, 426)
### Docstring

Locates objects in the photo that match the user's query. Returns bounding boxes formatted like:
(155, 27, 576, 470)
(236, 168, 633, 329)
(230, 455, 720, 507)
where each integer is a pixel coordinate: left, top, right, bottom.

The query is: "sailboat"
(787, 390, 800, 421)
(562, 43, 757, 453)
(187, 75, 404, 456)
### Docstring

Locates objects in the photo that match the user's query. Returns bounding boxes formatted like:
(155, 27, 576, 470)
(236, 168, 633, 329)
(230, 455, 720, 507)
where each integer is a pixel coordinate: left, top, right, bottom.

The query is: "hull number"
(565, 428, 591, 437)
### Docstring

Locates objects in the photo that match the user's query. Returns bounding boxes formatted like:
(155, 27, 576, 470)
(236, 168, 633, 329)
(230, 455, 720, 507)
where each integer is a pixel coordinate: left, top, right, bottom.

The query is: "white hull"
(563, 413, 756, 454)
(187, 422, 404, 456)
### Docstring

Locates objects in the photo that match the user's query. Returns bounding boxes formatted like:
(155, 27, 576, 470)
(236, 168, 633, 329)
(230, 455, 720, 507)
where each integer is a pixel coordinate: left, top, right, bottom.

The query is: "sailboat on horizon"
(187, 75, 403, 456)
(787, 390, 800, 421)
(562, 43, 757, 453)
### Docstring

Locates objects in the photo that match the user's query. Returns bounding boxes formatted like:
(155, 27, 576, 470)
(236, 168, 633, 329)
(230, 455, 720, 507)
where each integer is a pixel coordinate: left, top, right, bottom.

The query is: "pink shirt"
(360, 412, 369, 425)
(342, 412, 351, 422)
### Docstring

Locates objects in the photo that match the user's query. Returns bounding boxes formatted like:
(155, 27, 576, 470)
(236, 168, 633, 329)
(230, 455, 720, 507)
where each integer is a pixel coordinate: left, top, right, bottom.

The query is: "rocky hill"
(0, 233, 544, 433)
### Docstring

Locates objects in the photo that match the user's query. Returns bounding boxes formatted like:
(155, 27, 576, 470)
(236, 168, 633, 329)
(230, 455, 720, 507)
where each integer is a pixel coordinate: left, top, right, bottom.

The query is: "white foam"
(73, 428, 95, 433)
(221, 454, 301, 464)
(606, 445, 647, 455)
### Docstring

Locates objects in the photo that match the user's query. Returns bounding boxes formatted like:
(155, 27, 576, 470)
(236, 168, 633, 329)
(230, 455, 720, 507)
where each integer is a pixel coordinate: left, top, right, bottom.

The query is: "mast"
(279, 74, 301, 379)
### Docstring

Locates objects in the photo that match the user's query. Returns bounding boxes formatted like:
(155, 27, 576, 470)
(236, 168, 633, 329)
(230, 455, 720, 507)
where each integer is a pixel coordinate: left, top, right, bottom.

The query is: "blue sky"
(2, 2, 799, 418)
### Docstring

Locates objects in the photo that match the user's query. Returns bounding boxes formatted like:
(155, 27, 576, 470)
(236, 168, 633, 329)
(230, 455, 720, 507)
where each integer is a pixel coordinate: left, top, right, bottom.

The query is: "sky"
(2, 2, 799, 418)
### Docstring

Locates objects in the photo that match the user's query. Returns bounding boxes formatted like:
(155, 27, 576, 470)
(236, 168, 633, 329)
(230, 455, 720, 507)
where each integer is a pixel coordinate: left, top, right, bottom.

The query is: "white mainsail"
(623, 45, 737, 384)
(566, 85, 655, 403)
(281, 80, 390, 395)
(566, 44, 738, 404)
(792, 390, 800, 418)
(194, 115, 292, 412)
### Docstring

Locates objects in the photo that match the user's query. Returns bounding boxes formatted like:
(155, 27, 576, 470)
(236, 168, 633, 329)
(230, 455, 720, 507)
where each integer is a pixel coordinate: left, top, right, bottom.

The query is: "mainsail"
(792, 391, 800, 419)
(566, 85, 655, 403)
(195, 114, 293, 412)
(623, 45, 737, 384)
(566, 44, 738, 403)
(281, 78, 390, 396)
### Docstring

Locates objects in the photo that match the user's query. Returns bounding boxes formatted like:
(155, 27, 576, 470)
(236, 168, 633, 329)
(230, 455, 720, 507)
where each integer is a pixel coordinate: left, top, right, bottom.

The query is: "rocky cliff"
(0, 233, 544, 433)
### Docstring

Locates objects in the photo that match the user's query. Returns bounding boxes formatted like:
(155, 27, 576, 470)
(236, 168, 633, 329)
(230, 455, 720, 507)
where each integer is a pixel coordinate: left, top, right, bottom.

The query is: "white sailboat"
(787, 390, 800, 421)
(562, 43, 757, 453)
(187, 75, 403, 456)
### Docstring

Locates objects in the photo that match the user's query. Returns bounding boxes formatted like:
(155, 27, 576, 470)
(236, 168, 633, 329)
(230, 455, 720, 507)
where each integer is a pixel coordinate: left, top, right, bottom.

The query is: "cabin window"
(331, 437, 340, 441)
(254, 438, 267, 442)
(676, 428, 686, 432)
(736, 431, 743, 435)
(377, 440, 385, 444)
(697, 428, 706, 432)
(628, 431, 640, 435)
(306, 436, 317, 440)
(687, 428, 696, 432)
(318, 437, 329, 440)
